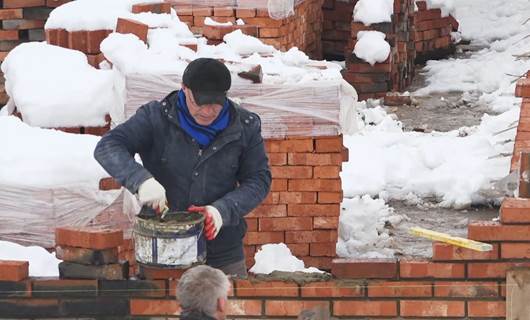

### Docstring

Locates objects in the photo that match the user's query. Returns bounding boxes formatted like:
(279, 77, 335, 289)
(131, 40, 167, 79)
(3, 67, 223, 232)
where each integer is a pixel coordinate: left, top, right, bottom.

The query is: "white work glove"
(138, 177, 168, 213)
(188, 205, 223, 240)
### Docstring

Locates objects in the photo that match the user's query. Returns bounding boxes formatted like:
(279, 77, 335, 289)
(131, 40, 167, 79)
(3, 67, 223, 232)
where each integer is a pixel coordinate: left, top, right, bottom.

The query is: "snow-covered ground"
(337, 0, 530, 259)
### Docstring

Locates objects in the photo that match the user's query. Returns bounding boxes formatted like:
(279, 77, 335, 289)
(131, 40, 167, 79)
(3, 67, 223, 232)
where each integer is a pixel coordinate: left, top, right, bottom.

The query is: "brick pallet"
(171, 0, 324, 59)
(342, 0, 416, 101)
(414, 1, 458, 64)
(321, 0, 355, 60)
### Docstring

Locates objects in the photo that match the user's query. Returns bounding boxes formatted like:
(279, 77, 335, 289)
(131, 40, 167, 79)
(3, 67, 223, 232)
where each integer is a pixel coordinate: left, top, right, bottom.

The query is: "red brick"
(55, 227, 123, 250)
(285, 230, 337, 243)
(288, 204, 340, 217)
(368, 281, 432, 297)
(138, 264, 185, 280)
(192, 7, 212, 16)
(55, 246, 119, 265)
(501, 242, 530, 259)
(313, 216, 339, 229)
(332, 258, 398, 279)
(265, 138, 314, 153)
(3, 0, 44, 8)
(235, 279, 298, 297)
(0, 8, 22, 19)
(213, 6, 234, 17)
(467, 301, 505, 318)
(0, 30, 18, 40)
(86, 29, 111, 54)
(271, 166, 312, 179)
(259, 217, 312, 231)
(333, 301, 397, 316)
(99, 177, 121, 190)
(227, 299, 262, 316)
(46, 0, 70, 7)
(268, 153, 287, 165)
(301, 281, 363, 297)
(500, 197, 530, 224)
(247, 204, 287, 218)
(313, 166, 341, 179)
(244, 231, 284, 245)
(0, 260, 28, 281)
(235, 8, 256, 18)
(434, 281, 498, 297)
(278, 191, 316, 204)
(317, 192, 342, 204)
(131, 2, 171, 14)
(116, 18, 148, 43)
(265, 300, 329, 316)
(432, 242, 499, 261)
(67, 30, 88, 52)
(315, 136, 343, 152)
(130, 299, 180, 316)
(262, 192, 279, 205)
(399, 259, 465, 279)
(281, 243, 308, 256)
(468, 221, 530, 241)
(448, 14, 459, 31)
(516, 78, 530, 97)
(244, 245, 256, 267)
(202, 25, 258, 40)
(271, 179, 288, 191)
(415, 8, 441, 21)
(288, 153, 343, 166)
(309, 242, 336, 256)
(45, 28, 68, 47)
(288, 179, 341, 192)
(467, 262, 530, 279)
(244, 17, 283, 28)
(400, 300, 465, 317)
(245, 218, 257, 231)
(259, 27, 283, 38)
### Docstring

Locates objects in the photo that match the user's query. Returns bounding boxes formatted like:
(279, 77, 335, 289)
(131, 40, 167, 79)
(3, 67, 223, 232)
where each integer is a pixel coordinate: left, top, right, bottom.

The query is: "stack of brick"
(321, 0, 356, 60)
(171, 0, 324, 59)
(0, 0, 72, 62)
(342, 0, 416, 100)
(511, 75, 530, 170)
(243, 135, 347, 270)
(414, 1, 458, 63)
(55, 226, 130, 280)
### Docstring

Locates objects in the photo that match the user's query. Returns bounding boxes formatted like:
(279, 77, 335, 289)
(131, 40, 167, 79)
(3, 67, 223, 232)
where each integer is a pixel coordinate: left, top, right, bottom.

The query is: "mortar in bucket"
(133, 206, 206, 268)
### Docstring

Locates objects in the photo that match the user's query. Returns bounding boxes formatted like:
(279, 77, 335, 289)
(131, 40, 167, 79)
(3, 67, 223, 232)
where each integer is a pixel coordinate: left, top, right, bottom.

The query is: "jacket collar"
(160, 90, 242, 141)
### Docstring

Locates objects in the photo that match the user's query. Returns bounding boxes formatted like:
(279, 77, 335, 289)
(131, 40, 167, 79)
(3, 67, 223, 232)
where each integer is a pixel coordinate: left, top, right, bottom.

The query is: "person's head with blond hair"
(177, 265, 231, 320)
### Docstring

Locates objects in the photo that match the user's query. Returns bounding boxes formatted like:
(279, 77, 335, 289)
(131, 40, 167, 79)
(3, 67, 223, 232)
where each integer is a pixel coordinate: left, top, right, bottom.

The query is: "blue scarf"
(176, 90, 230, 148)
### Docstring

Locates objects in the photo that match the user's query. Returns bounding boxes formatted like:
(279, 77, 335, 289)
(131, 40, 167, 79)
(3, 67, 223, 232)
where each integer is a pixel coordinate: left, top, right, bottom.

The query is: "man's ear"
(217, 297, 226, 313)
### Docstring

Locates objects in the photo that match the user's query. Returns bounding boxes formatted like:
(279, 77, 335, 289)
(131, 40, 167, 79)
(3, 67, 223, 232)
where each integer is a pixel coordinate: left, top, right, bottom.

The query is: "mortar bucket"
(133, 211, 206, 268)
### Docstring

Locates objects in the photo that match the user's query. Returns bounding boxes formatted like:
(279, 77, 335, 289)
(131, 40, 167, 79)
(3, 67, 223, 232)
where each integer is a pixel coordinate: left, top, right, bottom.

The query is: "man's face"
(183, 86, 223, 126)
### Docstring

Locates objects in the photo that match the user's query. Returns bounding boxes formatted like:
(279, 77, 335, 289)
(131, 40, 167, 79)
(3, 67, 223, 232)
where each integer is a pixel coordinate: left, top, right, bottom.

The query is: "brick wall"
(321, 0, 355, 60)
(342, 0, 416, 101)
(171, 0, 324, 59)
(414, 1, 458, 64)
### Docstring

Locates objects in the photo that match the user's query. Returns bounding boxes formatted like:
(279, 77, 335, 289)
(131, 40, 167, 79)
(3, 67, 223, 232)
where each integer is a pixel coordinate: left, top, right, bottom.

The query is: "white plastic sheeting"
(0, 185, 122, 248)
(123, 73, 359, 138)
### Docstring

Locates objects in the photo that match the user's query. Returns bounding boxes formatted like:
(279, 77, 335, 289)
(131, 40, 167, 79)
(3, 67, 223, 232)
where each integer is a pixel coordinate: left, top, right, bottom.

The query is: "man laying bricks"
(94, 58, 271, 277)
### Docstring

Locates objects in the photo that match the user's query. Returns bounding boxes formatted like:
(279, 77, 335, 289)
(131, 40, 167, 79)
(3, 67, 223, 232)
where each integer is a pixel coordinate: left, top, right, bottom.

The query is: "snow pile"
(0, 241, 60, 277)
(204, 17, 232, 26)
(45, 0, 166, 31)
(249, 244, 324, 274)
(337, 195, 404, 258)
(223, 29, 275, 56)
(353, 31, 391, 66)
(0, 116, 110, 187)
(425, 0, 455, 17)
(353, 0, 393, 26)
(341, 102, 515, 208)
(416, 0, 530, 113)
(2, 42, 116, 127)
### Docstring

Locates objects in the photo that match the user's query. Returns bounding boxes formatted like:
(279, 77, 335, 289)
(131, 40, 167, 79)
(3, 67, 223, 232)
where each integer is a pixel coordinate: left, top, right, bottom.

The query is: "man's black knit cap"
(182, 58, 231, 106)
